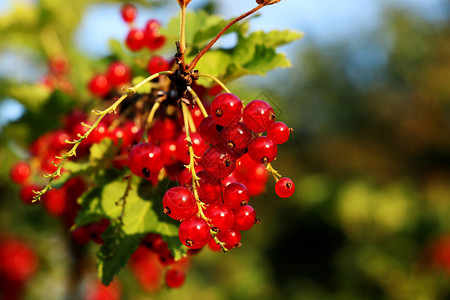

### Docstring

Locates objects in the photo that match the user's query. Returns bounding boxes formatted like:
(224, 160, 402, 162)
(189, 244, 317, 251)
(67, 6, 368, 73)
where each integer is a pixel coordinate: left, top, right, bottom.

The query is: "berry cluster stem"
(181, 102, 228, 252)
(187, 86, 208, 118)
(33, 71, 172, 202)
(266, 163, 282, 182)
(198, 73, 232, 94)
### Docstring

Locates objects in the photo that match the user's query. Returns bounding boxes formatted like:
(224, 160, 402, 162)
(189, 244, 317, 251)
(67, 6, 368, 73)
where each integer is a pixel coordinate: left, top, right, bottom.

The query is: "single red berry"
(233, 205, 256, 231)
(71, 226, 91, 245)
(178, 217, 210, 249)
(128, 143, 164, 178)
(267, 121, 291, 144)
(142, 233, 168, 253)
(42, 188, 67, 216)
(196, 171, 222, 204)
(190, 106, 205, 128)
(248, 136, 278, 164)
(150, 118, 177, 142)
(126, 28, 145, 51)
(275, 177, 295, 198)
(146, 31, 166, 50)
(207, 238, 222, 252)
(175, 132, 208, 163)
(200, 146, 236, 179)
(147, 55, 170, 75)
(49, 55, 69, 75)
(88, 74, 110, 97)
(198, 116, 223, 145)
(106, 62, 132, 87)
(144, 19, 160, 33)
(163, 187, 198, 220)
(19, 184, 40, 205)
(243, 100, 275, 133)
(109, 126, 133, 147)
(0, 239, 38, 283)
(218, 122, 253, 154)
(159, 141, 178, 166)
(10, 162, 31, 185)
(165, 269, 185, 288)
(50, 130, 71, 152)
(210, 93, 243, 127)
(223, 182, 250, 210)
(204, 203, 234, 233)
(88, 121, 108, 144)
(121, 3, 137, 23)
(217, 228, 241, 249)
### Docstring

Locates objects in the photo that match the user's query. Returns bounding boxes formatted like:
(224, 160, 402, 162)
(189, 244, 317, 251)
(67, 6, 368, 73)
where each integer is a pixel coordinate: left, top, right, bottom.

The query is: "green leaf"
(89, 138, 120, 167)
(186, 51, 232, 86)
(97, 226, 143, 286)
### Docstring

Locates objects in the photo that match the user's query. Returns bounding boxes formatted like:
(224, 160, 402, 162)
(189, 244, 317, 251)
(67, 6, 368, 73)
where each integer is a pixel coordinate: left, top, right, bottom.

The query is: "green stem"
(198, 73, 231, 93)
(179, 5, 187, 55)
(187, 86, 208, 118)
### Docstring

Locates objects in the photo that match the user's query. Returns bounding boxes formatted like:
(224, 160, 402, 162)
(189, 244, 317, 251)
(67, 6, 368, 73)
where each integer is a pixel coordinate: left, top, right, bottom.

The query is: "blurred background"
(1, 0, 450, 299)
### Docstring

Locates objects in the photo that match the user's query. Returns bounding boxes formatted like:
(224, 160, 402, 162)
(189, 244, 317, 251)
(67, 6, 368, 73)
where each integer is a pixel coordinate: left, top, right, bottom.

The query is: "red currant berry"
(198, 116, 223, 145)
(126, 29, 145, 51)
(160, 141, 178, 166)
(200, 146, 236, 179)
(146, 31, 166, 50)
(42, 188, 67, 216)
(142, 233, 168, 253)
(175, 132, 207, 163)
(150, 118, 177, 141)
(106, 62, 131, 87)
(267, 121, 291, 144)
(219, 122, 253, 154)
(217, 228, 241, 249)
(88, 74, 110, 97)
(88, 121, 108, 144)
(50, 130, 70, 152)
(158, 249, 175, 266)
(163, 186, 198, 220)
(207, 238, 222, 252)
(178, 217, 210, 249)
(49, 55, 69, 75)
(204, 203, 234, 233)
(0, 239, 38, 283)
(233, 205, 256, 231)
(196, 171, 222, 204)
(19, 184, 39, 205)
(223, 182, 250, 210)
(10, 162, 31, 185)
(144, 19, 160, 33)
(248, 136, 278, 164)
(243, 100, 275, 133)
(275, 177, 295, 198)
(165, 269, 185, 288)
(210, 93, 243, 127)
(147, 55, 170, 75)
(121, 3, 137, 23)
(128, 143, 164, 178)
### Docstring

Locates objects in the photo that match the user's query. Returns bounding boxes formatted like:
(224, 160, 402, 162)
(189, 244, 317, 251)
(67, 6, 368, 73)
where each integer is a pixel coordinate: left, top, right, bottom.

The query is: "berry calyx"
(163, 187, 198, 220)
(210, 93, 243, 127)
(128, 143, 164, 178)
(178, 217, 210, 249)
(275, 177, 295, 198)
(248, 136, 278, 164)
(267, 121, 291, 144)
(243, 100, 275, 133)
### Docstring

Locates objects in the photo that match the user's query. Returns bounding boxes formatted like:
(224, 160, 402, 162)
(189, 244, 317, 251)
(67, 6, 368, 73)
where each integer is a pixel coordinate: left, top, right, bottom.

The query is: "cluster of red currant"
(129, 233, 190, 291)
(0, 236, 38, 299)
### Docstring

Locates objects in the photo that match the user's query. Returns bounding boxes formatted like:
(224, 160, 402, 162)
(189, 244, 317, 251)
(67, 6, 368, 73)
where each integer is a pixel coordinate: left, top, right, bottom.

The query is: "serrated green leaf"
(97, 226, 143, 286)
(186, 50, 232, 86)
(246, 30, 304, 48)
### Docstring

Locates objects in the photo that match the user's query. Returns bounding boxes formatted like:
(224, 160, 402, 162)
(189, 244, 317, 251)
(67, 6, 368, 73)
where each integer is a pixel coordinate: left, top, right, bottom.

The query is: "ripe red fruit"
(19, 184, 40, 205)
(217, 228, 241, 249)
(128, 143, 164, 178)
(207, 238, 222, 252)
(163, 186, 198, 221)
(178, 217, 210, 249)
(0, 239, 38, 283)
(50, 130, 70, 152)
(42, 188, 67, 216)
(150, 118, 177, 142)
(88, 74, 110, 97)
(144, 19, 160, 33)
(223, 182, 250, 210)
(233, 205, 256, 231)
(49, 55, 69, 75)
(175, 132, 208, 163)
(89, 219, 110, 244)
(200, 146, 236, 179)
(267, 121, 291, 144)
(126, 29, 145, 51)
(121, 3, 137, 23)
(204, 203, 234, 233)
(219, 122, 253, 154)
(196, 171, 222, 204)
(248, 136, 278, 164)
(243, 100, 275, 133)
(142, 233, 168, 253)
(210, 93, 243, 127)
(159, 141, 178, 166)
(147, 55, 170, 75)
(199, 116, 223, 145)
(10, 162, 31, 185)
(165, 269, 186, 288)
(106, 62, 132, 87)
(71, 226, 91, 245)
(275, 177, 295, 198)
